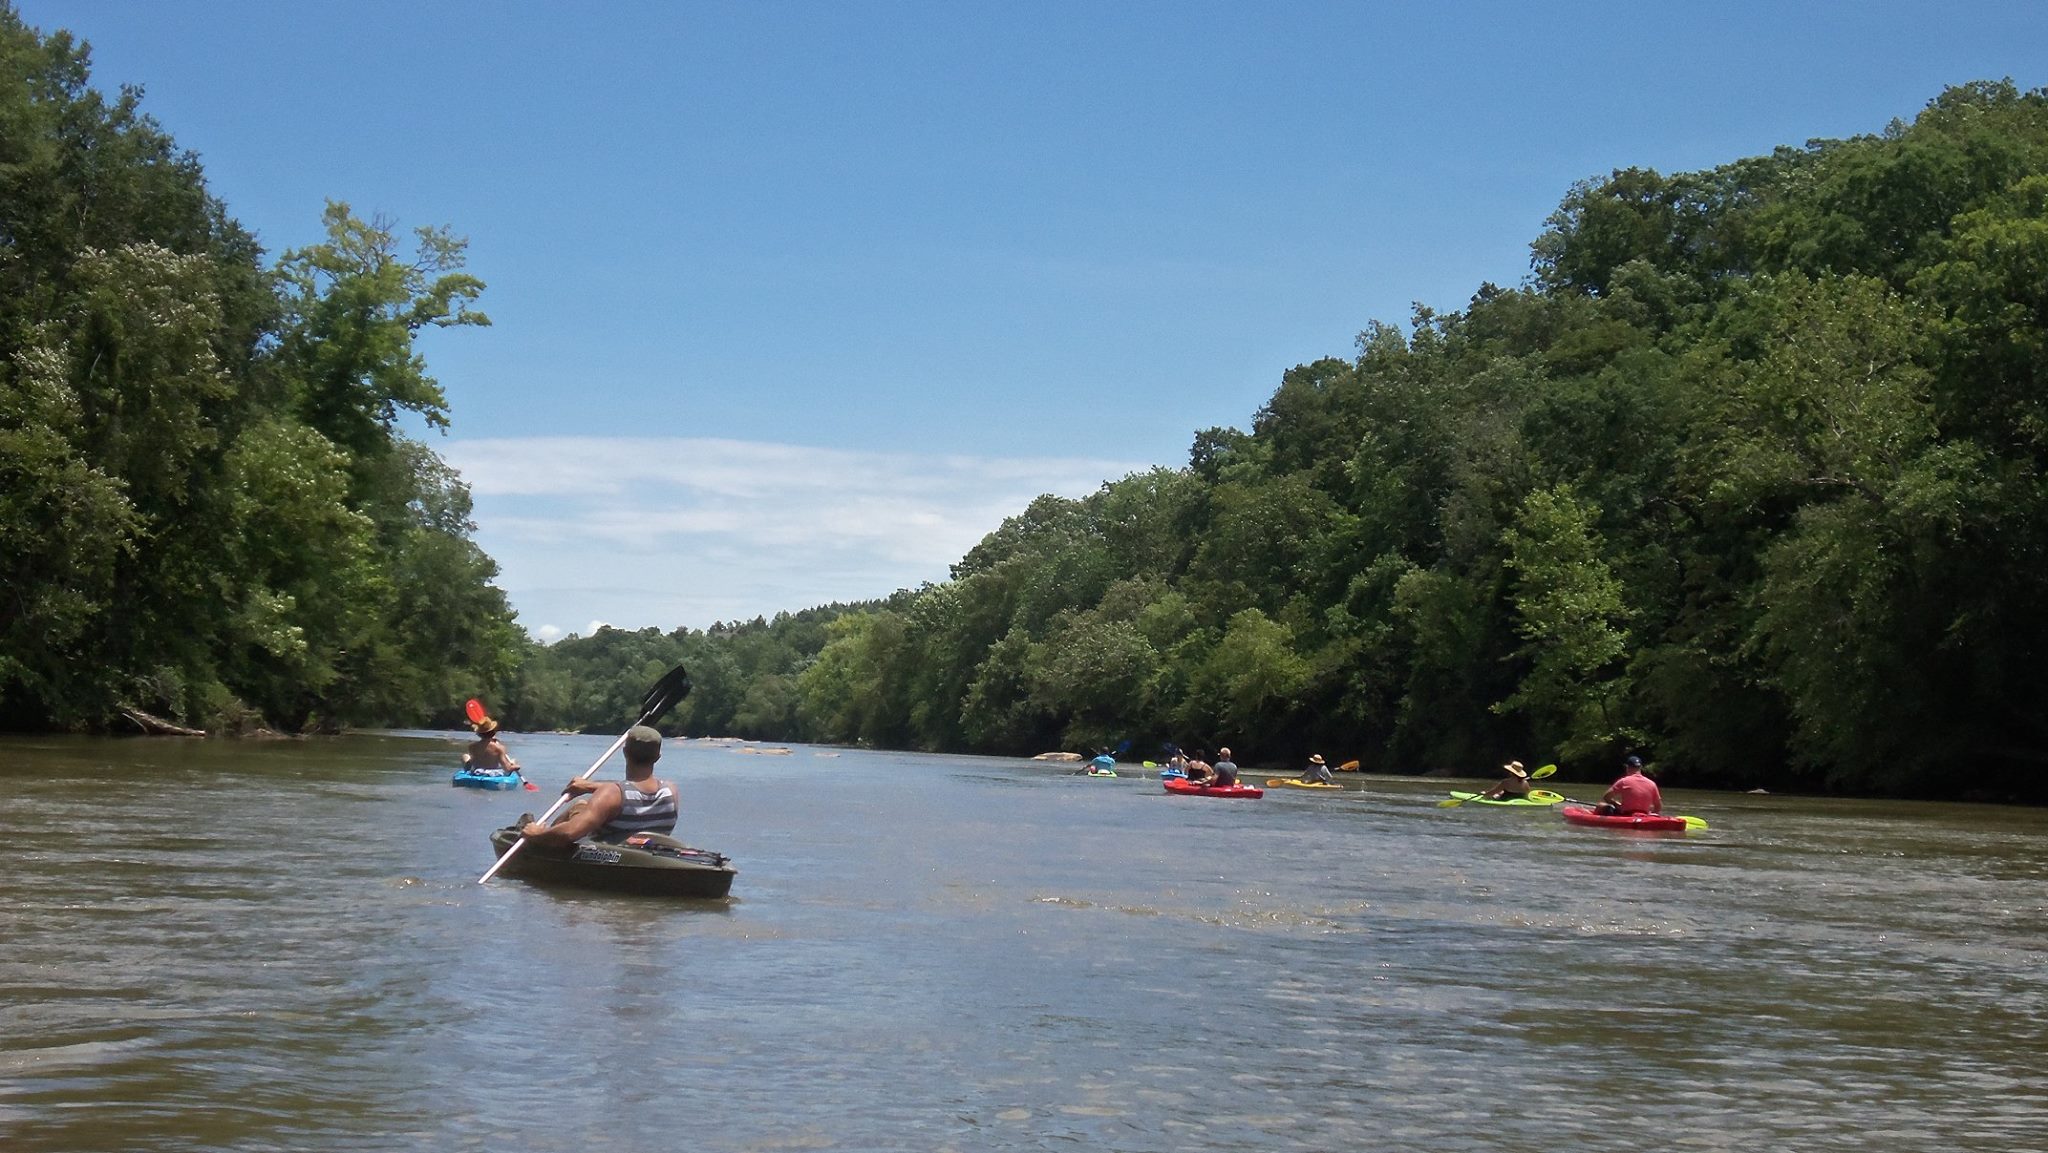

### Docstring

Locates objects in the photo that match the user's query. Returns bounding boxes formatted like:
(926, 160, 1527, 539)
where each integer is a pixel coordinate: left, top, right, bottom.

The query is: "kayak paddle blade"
(464, 698, 489, 725)
(637, 665, 692, 725)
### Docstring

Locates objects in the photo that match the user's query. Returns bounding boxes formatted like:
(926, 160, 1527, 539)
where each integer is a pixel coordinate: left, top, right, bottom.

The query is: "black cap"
(1624, 754, 1643, 767)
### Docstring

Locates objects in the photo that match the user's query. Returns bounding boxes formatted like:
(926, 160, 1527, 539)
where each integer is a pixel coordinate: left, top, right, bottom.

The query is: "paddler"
(520, 725, 679, 845)
(463, 718, 520, 775)
(1594, 754, 1662, 815)
(1209, 748, 1240, 788)
(1482, 760, 1531, 800)
(1296, 753, 1332, 785)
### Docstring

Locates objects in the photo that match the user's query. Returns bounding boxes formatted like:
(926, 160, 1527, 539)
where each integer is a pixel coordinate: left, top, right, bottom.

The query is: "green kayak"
(487, 825, 737, 897)
(1445, 789, 1563, 807)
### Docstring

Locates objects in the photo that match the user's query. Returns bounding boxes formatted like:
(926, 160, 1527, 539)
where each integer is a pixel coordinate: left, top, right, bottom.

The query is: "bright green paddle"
(1438, 763, 1556, 807)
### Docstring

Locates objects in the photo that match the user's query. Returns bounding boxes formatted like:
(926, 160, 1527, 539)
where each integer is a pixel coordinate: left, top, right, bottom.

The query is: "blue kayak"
(453, 766, 524, 790)
(1159, 767, 1187, 780)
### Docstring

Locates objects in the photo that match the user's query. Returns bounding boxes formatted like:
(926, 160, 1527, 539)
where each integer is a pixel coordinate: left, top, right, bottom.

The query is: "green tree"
(1495, 485, 1635, 758)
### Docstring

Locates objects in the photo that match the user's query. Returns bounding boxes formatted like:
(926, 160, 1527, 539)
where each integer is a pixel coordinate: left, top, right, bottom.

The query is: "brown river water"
(1, 733, 2044, 1152)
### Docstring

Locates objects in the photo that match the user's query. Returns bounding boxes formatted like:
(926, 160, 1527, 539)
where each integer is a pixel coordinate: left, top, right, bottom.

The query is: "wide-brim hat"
(474, 720, 500, 737)
(1502, 760, 1527, 779)
(1309, 754, 1326, 765)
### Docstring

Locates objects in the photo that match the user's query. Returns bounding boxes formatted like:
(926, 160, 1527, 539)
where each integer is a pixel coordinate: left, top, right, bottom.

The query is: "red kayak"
(1164, 778, 1263, 799)
(1560, 804, 1689, 832)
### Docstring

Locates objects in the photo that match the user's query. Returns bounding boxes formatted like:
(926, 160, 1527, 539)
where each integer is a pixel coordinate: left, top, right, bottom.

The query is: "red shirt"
(1605, 770, 1662, 814)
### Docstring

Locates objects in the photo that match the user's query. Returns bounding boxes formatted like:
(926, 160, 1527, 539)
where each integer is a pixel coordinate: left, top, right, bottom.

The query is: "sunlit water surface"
(2, 734, 2044, 1151)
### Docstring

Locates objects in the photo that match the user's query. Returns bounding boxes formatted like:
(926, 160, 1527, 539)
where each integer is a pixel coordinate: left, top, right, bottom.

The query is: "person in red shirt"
(1597, 755, 1662, 815)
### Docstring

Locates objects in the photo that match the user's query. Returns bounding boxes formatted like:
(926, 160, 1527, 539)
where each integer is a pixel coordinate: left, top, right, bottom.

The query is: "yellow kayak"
(1265, 778, 1343, 790)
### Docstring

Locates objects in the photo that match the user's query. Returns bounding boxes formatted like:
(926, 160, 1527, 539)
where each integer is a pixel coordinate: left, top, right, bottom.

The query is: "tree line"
(0, 8, 522, 733)
(7, 7, 2044, 801)
(505, 81, 2048, 801)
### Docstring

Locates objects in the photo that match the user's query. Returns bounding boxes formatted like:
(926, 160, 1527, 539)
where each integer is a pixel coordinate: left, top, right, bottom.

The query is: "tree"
(1495, 485, 1636, 758)
(271, 201, 488, 467)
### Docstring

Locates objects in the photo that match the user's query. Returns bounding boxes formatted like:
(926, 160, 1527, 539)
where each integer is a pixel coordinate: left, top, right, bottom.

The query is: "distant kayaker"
(1297, 753, 1332, 785)
(520, 725, 678, 846)
(1595, 755, 1662, 815)
(1483, 760, 1531, 800)
(1210, 748, 1240, 788)
(463, 719, 520, 774)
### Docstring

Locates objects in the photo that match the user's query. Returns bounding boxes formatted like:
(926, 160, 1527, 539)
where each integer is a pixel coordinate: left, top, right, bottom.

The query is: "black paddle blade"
(637, 664, 692, 724)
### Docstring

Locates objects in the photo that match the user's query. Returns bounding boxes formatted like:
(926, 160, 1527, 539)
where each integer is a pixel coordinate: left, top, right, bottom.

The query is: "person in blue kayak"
(519, 725, 679, 846)
(1595, 754, 1662, 815)
(1297, 753, 1332, 785)
(1210, 748, 1240, 787)
(1482, 760, 1531, 800)
(463, 719, 520, 776)
(1079, 751, 1118, 775)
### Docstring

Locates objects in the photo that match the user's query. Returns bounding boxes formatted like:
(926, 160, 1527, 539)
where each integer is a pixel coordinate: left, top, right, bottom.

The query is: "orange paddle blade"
(464, 698, 489, 725)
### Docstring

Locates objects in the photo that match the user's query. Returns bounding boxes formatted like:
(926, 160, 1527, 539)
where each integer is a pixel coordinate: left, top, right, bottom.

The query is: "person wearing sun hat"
(1596, 754, 1662, 815)
(463, 717, 520, 775)
(1484, 760, 1531, 800)
(1298, 753, 1333, 785)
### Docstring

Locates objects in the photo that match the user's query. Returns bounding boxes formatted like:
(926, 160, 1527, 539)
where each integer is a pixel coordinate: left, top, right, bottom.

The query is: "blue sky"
(20, 1, 2047, 638)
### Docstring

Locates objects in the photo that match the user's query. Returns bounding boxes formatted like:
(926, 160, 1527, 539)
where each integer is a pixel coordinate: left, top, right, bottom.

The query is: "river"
(1, 733, 2043, 1152)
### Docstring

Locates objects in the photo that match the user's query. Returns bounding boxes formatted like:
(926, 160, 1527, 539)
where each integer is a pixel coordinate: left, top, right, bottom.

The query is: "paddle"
(1338, 760, 1359, 771)
(1557, 796, 1709, 830)
(477, 664, 693, 884)
(1437, 764, 1557, 807)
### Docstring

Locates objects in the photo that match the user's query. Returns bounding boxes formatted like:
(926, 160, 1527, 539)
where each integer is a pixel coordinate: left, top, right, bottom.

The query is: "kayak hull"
(453, 767, 523, 790)
(1268, 778, 1343, 790)
(487, 826, 738, 897)
(1163, 779, 1262, 799)
(1446, 789, 1563, 807)
(1559, 804, 1688, 832)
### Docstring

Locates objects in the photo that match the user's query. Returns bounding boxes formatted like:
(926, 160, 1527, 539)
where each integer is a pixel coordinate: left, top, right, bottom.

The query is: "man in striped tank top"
(519, 726, 680, 846)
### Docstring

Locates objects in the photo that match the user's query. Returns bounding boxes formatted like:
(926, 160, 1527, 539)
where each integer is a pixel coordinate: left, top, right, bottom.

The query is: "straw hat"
(475, 719, 501, 737)
(1309, 754, 1325, 765)
(1502, 760, 1527, 779)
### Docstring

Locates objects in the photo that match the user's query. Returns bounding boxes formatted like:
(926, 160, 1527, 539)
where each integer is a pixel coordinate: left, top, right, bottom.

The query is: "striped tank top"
(599, 779, 678, 840)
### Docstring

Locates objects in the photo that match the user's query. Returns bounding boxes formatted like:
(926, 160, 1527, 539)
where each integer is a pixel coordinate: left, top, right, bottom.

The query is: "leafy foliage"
(503, 80, 2048, 800)
(0, 7, 520, 733)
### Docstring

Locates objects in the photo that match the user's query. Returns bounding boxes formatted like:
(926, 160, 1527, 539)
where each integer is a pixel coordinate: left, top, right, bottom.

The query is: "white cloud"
(443, 436, 1151, 638)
